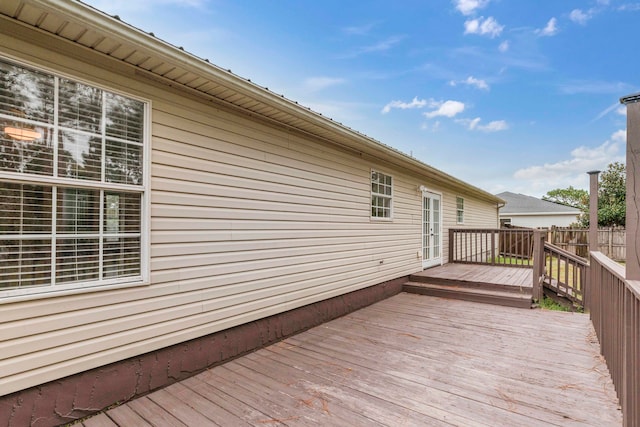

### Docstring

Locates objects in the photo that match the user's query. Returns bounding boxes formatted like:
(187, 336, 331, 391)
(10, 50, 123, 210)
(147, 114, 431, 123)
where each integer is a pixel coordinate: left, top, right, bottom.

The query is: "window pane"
(58, 131, 102, 181)
(57, 188, 100, 234)
(1, 183, 52, 235)
(0, 59, 55, 124)
(104, 237, 140, 278)
(105, 93, 144, 143)
(58, 79, 102, 134)
(1, 119, 53, 175)
(104, 192, 141, 234)
(105, 139, 143, 185)
(0, 239, 52, 289)
(56, 238, 99, 284)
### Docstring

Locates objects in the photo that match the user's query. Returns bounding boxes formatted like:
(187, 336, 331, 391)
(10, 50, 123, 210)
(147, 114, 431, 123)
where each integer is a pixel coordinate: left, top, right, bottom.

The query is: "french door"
(422, 191, 442, 269)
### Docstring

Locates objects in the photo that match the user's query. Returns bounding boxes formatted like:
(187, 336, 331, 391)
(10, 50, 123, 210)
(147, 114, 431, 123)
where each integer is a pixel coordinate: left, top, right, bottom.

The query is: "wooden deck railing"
(587, 251, 639, 427)
(449, 228, 533, 267)
(542, 241, 588, 306)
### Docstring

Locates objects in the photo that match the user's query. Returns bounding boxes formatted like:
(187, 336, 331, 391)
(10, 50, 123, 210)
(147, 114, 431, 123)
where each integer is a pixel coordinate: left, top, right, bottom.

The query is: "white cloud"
(450, 76, 490, 90)
(569, 9, 592, 25)
(340, 35, 407, 58)
(617, 105, 628, 116)
(381, 97, 433, 114)
(512, 130, 626, 193)
(453, 0, 489, 16)
(618, 4, 640, 11)
(361, 35, 406, 53)
(480, 120, 508, 131)
(560, 80, 632, 95)
(498, 40, 510, 52)
(343, 22, 378, 36)
(424, 100, 466, 118)
(464, 16, 504, 38)
(303, 77, 346, 92)
(465, 76, 489, 90)
(537, 17, 558, 36)
(460, 117, 508, 131)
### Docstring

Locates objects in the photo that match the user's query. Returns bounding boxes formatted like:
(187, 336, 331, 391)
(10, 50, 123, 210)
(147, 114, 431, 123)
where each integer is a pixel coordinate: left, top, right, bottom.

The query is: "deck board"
(99, 293, 621, 426)
(413, 263, 533, 288)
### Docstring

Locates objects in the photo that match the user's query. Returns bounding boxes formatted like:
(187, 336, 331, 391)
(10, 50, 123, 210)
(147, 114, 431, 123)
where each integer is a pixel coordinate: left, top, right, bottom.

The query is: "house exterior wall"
(0, 20, 498, 399)
(500, 213, 579, 228)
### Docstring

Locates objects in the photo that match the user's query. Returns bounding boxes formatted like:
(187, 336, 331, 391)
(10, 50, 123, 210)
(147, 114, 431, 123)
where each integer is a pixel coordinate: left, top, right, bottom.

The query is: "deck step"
(408, 272, 531, 294)
(403, 281, 533, 309)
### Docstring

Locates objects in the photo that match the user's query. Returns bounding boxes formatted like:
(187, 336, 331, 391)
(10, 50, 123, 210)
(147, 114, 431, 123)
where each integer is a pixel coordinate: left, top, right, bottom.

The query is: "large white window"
(371, 170, 392, 219)
(0, 57, 148, 296)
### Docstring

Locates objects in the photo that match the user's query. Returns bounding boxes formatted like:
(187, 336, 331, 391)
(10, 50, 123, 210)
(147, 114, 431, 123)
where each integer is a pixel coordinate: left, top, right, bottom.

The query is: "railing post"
(619, 92, 640, 427)
(586, 170, 600, 310)
(588, 170, 600, 254)
(532, 229, 545, 302)
(448, 229, 454, 263)
(490, 231, 496, 265)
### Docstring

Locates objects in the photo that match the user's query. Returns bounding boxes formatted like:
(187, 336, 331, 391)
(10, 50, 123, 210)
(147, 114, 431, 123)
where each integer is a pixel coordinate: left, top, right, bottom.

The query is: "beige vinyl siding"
(0, 24, 496, 395)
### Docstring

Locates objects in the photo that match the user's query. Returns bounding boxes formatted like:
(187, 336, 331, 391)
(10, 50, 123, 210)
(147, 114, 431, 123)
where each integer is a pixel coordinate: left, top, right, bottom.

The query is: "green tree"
(542, 186, 588, 209)
(542, 162, 626, 227)
(597, 162, 626, 227)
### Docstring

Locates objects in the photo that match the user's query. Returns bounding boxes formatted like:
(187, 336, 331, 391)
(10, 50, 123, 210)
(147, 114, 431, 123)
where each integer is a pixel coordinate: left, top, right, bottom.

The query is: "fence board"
(547, 227, 625, 261)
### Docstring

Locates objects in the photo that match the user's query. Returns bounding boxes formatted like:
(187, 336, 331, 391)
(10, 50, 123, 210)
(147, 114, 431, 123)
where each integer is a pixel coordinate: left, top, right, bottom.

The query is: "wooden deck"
(85, 293, 621, 427)
(412, 263, 533, 290)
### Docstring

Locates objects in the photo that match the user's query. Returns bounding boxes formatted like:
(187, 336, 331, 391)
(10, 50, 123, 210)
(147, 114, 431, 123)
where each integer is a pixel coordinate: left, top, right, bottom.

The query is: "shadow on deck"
(85, 293, 621, 426)
(404, 263, 534, 309)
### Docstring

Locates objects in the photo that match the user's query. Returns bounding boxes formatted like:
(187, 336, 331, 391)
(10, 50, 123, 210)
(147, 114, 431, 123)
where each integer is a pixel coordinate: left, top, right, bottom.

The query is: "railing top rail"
(450, 228, 533, 233)
(590, 251, 625, 281)
(544, 241, 589, 266)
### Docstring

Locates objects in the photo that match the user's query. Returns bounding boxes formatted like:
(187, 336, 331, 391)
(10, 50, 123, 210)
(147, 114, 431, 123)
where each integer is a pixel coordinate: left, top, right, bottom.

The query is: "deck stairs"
(403, 267, 533, 309)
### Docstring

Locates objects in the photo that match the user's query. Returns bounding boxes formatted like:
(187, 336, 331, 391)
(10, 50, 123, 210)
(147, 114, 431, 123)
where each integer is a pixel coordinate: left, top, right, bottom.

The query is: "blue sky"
(83, 0, 636, 197)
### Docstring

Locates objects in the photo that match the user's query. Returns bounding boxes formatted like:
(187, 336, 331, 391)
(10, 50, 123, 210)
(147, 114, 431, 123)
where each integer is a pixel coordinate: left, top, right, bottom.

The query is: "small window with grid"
(371, 170, 392, 219)
(456, 196, 464, 224)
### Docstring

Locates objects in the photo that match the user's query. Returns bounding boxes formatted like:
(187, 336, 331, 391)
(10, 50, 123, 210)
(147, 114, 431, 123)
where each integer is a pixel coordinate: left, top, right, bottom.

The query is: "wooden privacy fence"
(449, 228, 533, 267)
(587, 252, 639, 427)
(547, 227, 625, 261)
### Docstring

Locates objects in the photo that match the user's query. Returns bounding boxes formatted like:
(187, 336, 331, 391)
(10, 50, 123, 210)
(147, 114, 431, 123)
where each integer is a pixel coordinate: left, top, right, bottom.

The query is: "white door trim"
(422, 190, 443, 269)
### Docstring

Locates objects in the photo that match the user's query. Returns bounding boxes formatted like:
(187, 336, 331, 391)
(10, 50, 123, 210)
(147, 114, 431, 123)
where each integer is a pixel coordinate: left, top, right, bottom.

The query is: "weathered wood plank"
(126, 397, 187, 427)
(81, 413, 118, 427)
(96, 293, 621, 426)
(102, 404, 153, 427)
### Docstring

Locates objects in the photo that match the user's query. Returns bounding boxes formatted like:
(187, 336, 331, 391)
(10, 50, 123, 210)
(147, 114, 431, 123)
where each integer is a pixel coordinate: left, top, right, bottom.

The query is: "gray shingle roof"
(497, 191, 582, 214)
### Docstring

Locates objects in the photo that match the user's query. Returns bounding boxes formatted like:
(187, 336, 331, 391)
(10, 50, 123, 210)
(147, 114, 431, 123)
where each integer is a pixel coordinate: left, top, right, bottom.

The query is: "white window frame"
(456, 196, 465, 224)
(370, 169, 393, 220)
(0, 55, 151, 302)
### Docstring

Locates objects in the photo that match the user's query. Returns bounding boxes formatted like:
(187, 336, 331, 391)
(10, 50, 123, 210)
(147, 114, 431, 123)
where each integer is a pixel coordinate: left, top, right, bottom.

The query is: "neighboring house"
(0, 1, 501, 422)
(497, 191, 581, 228)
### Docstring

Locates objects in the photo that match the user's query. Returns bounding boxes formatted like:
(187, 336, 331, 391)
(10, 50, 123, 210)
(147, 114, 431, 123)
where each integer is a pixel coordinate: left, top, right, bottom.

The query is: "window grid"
(0, 57, 146, 294)
(371, 170, 392, 219)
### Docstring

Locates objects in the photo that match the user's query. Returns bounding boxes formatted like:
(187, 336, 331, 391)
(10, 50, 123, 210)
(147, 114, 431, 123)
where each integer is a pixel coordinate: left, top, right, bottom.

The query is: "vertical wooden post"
(622, 94, 640, 280)
(532, 229, 545, 302)
(448, 229, 454, 263)
(585, 171, 600, 310)
(587, 170, 600, 253)
(620, 92, 640, 427)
